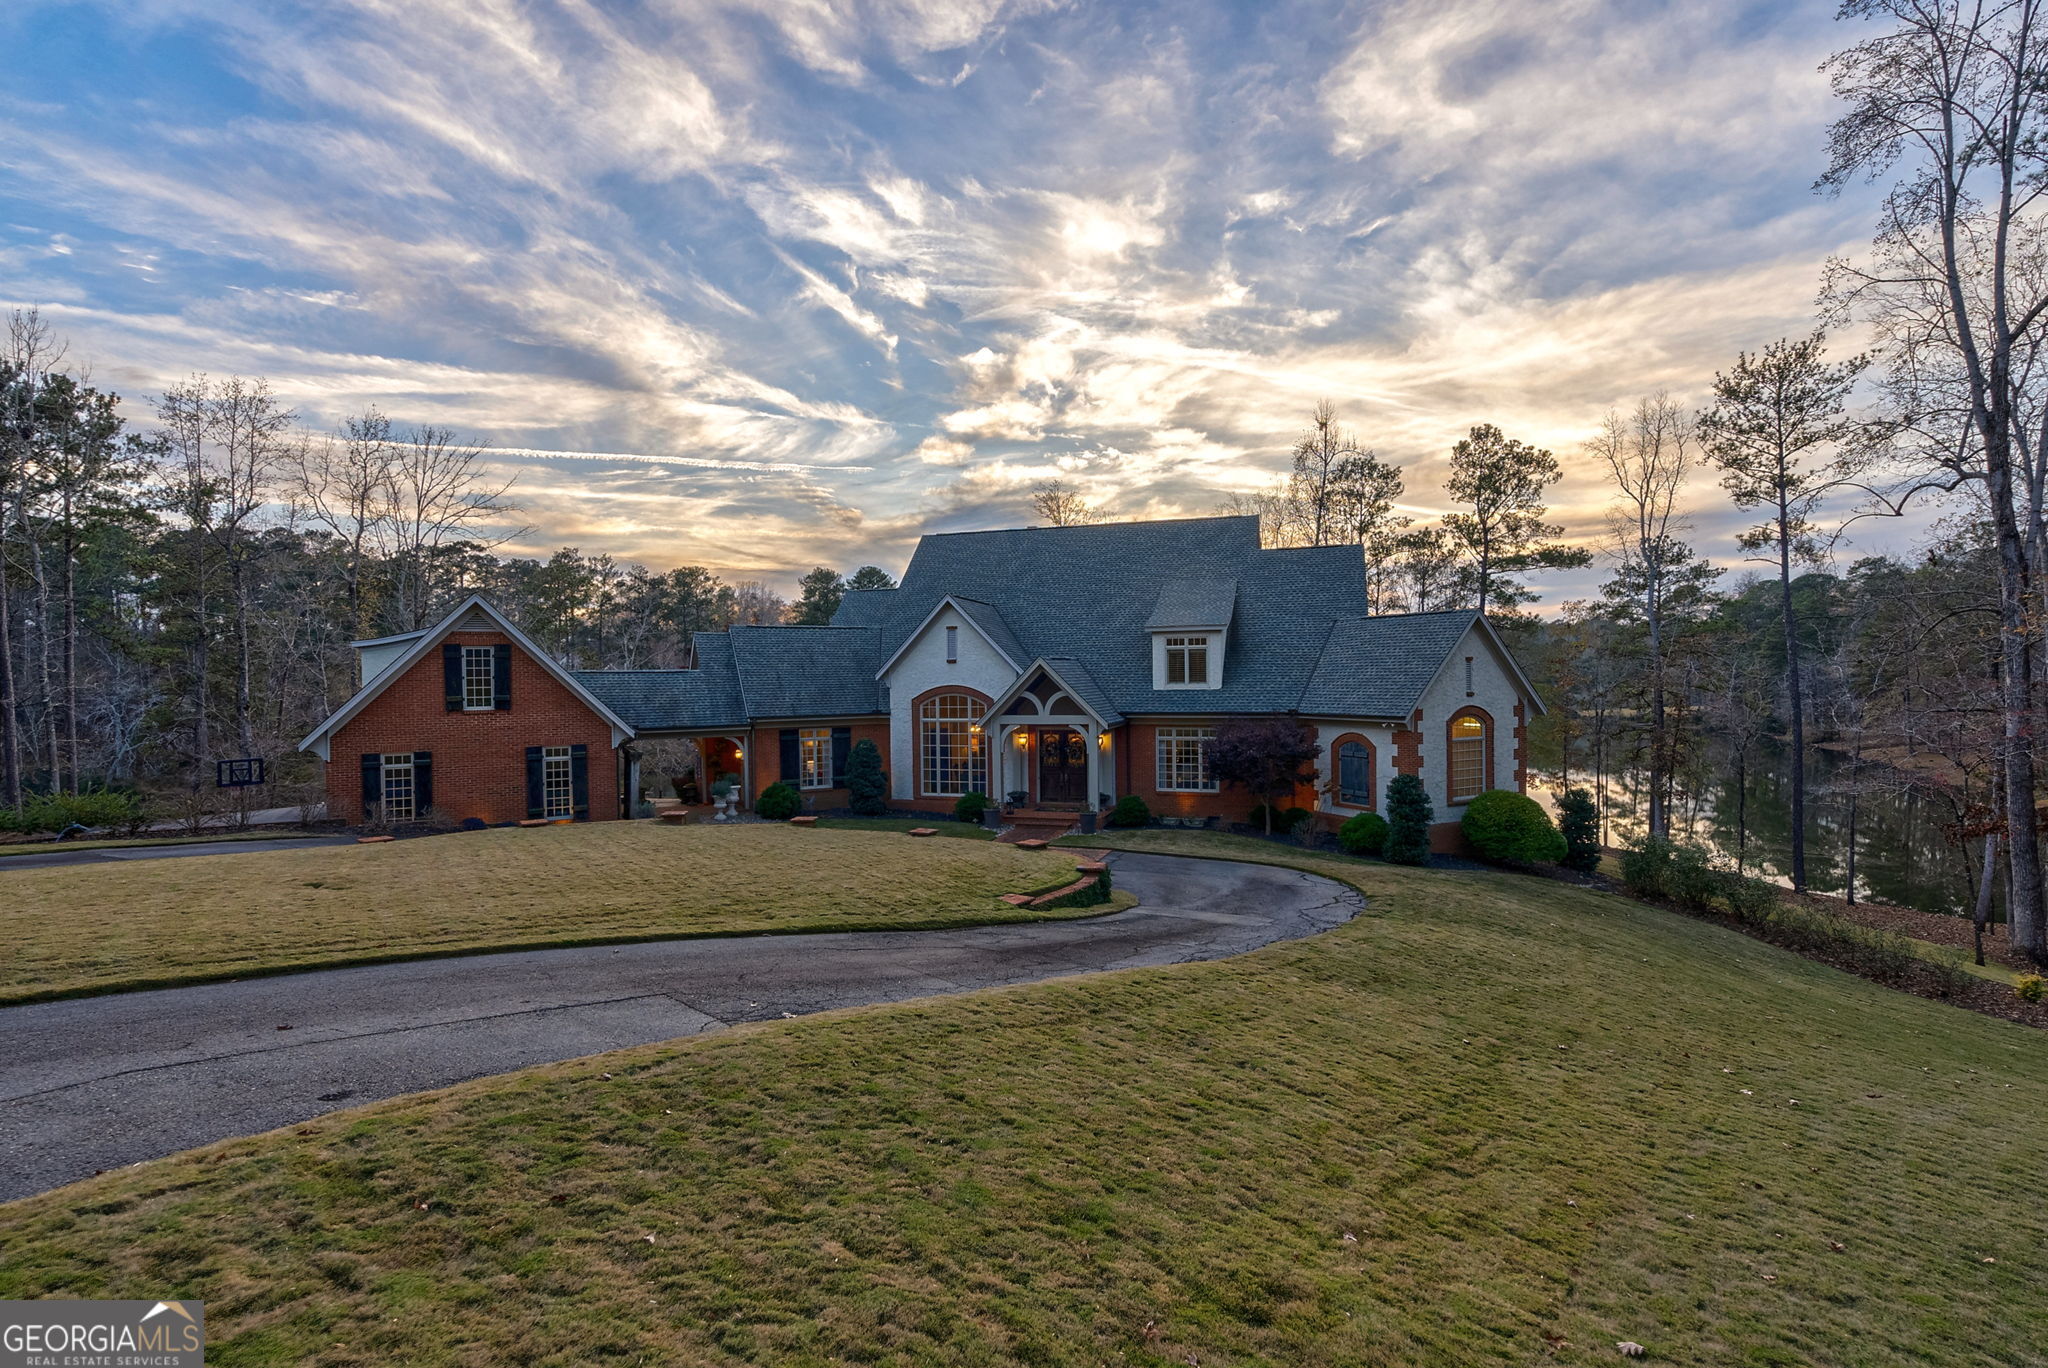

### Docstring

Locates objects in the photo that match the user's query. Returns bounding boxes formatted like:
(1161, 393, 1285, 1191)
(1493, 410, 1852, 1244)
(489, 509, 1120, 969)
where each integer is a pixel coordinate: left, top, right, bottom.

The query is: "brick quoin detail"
(1393, 709, 1424, 777)
(1513, 700, 1528, 793)
(325, 630, 619, 825)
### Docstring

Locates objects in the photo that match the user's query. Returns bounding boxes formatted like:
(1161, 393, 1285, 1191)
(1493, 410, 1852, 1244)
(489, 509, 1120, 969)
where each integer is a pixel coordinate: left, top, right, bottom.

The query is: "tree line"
(0, 317, 895, 815)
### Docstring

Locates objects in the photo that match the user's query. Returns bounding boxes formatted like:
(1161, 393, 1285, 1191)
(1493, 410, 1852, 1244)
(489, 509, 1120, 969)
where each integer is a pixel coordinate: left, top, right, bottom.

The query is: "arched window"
(1448, 710, 1490, 802)
(1337, 740, 1374, 807)
(920, 692, 987, 796)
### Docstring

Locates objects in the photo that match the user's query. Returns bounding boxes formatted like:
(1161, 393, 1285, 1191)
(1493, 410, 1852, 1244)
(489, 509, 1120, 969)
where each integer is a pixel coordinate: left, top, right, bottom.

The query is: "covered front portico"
(986, 659, 1123, 809)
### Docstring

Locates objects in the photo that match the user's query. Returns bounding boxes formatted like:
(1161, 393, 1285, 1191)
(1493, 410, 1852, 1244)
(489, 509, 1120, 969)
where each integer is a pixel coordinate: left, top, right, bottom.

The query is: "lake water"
(1542, 741, 1993, 921)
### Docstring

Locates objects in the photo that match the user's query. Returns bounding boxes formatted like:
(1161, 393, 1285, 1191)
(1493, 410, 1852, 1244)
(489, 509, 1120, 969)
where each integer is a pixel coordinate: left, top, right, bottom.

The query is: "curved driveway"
(0, 852, 1360, 1202)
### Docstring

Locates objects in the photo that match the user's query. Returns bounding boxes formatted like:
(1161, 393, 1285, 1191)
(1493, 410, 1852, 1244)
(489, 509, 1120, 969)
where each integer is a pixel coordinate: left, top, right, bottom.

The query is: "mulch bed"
(1789, 889, 2026, 970)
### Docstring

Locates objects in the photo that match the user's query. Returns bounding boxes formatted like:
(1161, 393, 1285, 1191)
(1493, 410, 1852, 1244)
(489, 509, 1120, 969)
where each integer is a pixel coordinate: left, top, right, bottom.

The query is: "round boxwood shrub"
(954, 791, 991, 823)
(1106, 795, 1152, 828)
(1337, 811, 1389, 857)
(755, 781, 801, 820)
(1460, 789, 1566, 865)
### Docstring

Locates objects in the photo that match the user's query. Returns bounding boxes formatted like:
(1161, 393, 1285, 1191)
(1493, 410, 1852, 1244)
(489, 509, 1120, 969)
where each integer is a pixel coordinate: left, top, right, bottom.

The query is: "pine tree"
(846, 737, 887, 815)
(1385, 773, 1434, 866)
(1557, 787, 1601, 873)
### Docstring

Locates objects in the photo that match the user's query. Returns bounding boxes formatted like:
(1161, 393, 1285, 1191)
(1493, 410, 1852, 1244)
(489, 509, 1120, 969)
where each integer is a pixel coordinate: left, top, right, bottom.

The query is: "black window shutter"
(779, 728, 799, 786)
(525, 746, 544, 818)
(492, 643, 512, 710)
(831, 727, 851, 787)
(414, 751, 434, 815)
(360, 752, 381, 815)
(570, 743, 591, 819)
(443, 644, 463, 710)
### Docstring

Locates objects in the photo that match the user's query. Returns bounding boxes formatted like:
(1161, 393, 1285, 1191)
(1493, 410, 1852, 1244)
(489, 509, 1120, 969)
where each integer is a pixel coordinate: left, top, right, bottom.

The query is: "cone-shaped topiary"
(1384, 773, 1434, 865)
(1460, 789, 1566, 865)
(1556, 786, 1601, 872)
(845, 738, 887, 815)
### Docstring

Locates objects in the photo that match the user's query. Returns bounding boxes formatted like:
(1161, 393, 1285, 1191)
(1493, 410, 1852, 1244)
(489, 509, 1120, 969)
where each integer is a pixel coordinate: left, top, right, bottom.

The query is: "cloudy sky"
(0, 0, 1904, 598)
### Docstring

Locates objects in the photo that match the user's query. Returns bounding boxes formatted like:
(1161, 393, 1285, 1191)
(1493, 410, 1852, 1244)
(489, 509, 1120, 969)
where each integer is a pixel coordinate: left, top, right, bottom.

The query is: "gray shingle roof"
(572, 632, 747, 732)
(581, 517, 1515, 732)
(948, 597, 1028, 669)
(1036, 657, 1125, 727)
(570, 627, 884, 731)
(834, 515, 1372, 715)
(1295, 611, 1479, 718)
(729, 626, 882, 718)
(1145, 578, 1236, 630)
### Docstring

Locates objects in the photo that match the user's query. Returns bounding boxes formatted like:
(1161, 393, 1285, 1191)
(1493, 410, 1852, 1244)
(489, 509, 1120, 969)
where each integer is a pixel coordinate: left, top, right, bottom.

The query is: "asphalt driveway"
(0, 851, 1361, 1202)
(0, 835, 352, 871)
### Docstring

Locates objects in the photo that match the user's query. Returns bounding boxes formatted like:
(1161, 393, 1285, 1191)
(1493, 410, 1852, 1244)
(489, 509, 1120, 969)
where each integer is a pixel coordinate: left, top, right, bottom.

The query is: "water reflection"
(1541, 741, 1995, 921)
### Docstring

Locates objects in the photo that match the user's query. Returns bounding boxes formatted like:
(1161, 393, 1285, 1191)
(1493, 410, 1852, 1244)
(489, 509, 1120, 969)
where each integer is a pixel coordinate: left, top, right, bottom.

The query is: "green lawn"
(0, 823, 1103, 1004)
(2, 829, 2041, 1366)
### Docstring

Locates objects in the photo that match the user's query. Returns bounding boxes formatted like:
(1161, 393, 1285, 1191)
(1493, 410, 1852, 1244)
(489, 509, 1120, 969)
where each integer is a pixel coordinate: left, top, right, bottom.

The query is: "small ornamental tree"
(845, 738, 887, 815)
(1208, 716, 1321, 834)
(1384, 773, 1434, 865)
(1556, 786, 1601, 873)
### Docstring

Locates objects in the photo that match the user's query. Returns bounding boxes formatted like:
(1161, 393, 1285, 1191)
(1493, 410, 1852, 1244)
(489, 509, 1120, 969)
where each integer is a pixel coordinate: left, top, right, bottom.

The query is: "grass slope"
(0, 824, 1087, 1004)
(2, 831, 2042, 1367)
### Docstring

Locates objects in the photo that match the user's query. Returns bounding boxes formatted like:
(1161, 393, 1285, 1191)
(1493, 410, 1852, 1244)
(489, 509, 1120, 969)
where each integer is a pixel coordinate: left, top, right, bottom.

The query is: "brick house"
(300, 515, 1543, 849)
(298, 598, 636, 826)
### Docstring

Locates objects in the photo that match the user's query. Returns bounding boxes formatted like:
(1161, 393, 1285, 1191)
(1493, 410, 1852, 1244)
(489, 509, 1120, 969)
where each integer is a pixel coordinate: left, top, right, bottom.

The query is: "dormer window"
(1165, 636, 1209, 685)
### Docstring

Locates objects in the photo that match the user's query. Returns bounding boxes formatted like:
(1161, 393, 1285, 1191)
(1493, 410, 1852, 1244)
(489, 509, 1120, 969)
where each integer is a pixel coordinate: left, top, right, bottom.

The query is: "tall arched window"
(1337, 739, 1374, 807)
(1448, 710, 1490, 802)
(920, 692, 987, 796)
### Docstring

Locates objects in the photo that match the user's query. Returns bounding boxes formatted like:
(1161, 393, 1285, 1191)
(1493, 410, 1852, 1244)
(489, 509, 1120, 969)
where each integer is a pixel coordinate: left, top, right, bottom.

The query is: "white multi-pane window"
(542, 745, 574, 818)
(1155, 726, 1216, 792)
(1449, 714, 1488, 802)
(799, 728, 832, 789)
(1164, 636, 1209, 685)
(462, 645, 495, 710)
(381, 752, 416, 821)
(919, 693, 986, 796)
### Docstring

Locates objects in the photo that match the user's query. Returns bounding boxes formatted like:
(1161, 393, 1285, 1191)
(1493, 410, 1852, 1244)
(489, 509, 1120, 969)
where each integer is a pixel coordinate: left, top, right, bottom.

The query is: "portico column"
(1084, 723, 1100, 810)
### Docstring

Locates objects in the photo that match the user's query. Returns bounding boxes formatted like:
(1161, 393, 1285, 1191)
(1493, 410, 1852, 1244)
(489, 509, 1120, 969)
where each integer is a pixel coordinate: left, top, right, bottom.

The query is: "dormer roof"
(1145, 578, 1236, 631)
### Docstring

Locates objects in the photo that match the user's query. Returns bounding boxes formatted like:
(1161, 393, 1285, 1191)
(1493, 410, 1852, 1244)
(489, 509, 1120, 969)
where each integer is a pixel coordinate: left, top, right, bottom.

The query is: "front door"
(1037, 729, 1087, 803)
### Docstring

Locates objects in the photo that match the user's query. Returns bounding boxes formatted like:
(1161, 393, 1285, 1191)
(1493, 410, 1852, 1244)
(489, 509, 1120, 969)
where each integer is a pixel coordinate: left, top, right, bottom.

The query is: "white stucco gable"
(877, 599, 1021, 800)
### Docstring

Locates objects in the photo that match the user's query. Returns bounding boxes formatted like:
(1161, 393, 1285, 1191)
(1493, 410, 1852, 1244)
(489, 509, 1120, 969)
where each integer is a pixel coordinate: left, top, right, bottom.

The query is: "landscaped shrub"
(1720, 872, 1781, 925)
(1618, 835, 1676, 899)
(1556, 787, 1601, 873)
(755, 781, 801, 820)
(1246, 804, 1312, 833)
(2017, 974, 2046, 1004)
(1035, 864, 1114, 909)
(954, 791, 991, 824)
(1106, 795, 1151, 828)
(1384, 774, 1433, 866)
(845, 739, 887, 816)
(1460, 790, 1566, 865)
(0, 789, 145, 835)
(1619, 835, 1726, 911)
(1337, 811, 1388, 857)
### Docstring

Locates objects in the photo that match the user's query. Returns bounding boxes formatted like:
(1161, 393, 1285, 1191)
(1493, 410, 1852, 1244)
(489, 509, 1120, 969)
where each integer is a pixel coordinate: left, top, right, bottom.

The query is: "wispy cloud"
(0, 0, 1894, 596)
